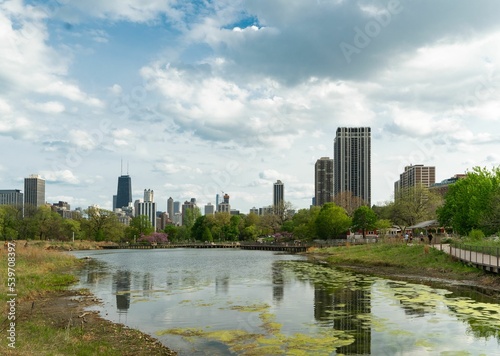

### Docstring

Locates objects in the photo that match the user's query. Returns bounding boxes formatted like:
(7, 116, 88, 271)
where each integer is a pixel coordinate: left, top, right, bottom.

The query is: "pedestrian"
(404, 233, 409, 244)
(428, 232, 433, 245)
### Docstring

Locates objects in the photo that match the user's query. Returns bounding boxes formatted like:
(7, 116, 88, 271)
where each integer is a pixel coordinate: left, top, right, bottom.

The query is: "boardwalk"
(102, 243, 307, 253)
(435, 244, 500, 273)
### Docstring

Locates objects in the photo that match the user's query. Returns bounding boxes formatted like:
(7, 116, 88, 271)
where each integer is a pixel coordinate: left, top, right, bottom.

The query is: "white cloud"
(25, 100, 65, 114)
(41, 169, 80, 184)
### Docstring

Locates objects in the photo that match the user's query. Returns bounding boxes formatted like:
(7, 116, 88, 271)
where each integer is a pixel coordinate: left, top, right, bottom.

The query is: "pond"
(71, 248, 500, 355)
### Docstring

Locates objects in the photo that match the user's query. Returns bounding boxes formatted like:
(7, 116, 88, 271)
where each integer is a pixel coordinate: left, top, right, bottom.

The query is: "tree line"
(1, 166, 498, 242)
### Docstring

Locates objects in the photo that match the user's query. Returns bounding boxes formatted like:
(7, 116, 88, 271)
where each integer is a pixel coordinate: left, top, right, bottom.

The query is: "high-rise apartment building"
(116, 175, 132, 210)
(0, 189, 23, 207)
(167, 197, 174, 219)
(24, 174, 45, 208)
(135, 189, 157, 230)
(273, 180, 284, 210)
(394, 164, 436, 198)
(333, 127, 371, 206)
(315, 157, 334, 206)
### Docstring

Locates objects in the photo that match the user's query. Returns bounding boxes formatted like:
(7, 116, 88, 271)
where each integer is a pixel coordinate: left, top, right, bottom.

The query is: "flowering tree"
(138, 232, 169, 244)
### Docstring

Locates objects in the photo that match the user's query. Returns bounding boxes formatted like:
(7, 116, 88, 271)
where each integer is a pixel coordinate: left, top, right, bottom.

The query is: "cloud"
(0, 2, 102, 106)
(41, 169, 80, 184)
(25, 100, 65, 114)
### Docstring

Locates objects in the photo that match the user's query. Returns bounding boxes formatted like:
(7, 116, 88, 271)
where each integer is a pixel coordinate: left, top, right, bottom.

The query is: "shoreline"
(305, 252, 500, 297)
(8, 288, 177, 356)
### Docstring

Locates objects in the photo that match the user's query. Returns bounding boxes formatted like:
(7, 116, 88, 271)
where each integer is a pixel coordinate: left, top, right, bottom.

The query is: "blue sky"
(1, 0, 500, 213)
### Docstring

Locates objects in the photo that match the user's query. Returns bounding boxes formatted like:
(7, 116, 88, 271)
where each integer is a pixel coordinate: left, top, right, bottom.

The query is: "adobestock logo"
(340, 0, 404, 64)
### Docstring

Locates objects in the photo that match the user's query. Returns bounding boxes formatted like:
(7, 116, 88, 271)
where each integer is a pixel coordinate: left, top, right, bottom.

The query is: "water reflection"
(272, 263, 284, 303)
(72, 250, 500, 355)
(113, 270, 131, 313)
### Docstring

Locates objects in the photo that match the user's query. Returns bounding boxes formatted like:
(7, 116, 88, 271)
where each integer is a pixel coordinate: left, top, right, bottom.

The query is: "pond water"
(71, 248, 500, 355)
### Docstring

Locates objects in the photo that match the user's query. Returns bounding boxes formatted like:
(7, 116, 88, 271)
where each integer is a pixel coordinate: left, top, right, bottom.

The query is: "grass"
(0, 242, 175, 355)
(315, 241, 485, 279)
(0, 242, 80, 303)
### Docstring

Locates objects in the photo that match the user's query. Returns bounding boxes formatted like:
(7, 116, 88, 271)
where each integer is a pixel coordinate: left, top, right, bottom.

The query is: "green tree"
(191, 215, 209, 241)
(125, 215, 154, 241)
(0, 205, 20, 240)
(82, 207, 124, 242)
(352, 206, 378, 238)
(315, 203, 351, 239)
(202, 226, 213, 242)
(164, 225, 179, 242)
(227, 215, 242, 241)
(290, 206, 320, 241)
(184, 207, 201, 229)
(438, 166, 500, 235)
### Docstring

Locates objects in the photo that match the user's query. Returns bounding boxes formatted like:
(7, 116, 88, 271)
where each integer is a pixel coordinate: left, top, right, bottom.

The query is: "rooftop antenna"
(120, 158, 123, 175)
(127, 161, 129, 175)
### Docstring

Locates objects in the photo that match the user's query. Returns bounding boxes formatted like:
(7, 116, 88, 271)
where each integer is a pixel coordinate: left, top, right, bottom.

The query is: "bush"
(468, 229, 485, 240)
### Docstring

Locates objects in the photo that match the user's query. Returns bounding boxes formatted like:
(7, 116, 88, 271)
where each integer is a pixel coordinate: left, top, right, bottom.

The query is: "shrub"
(468, 229, 485, 240)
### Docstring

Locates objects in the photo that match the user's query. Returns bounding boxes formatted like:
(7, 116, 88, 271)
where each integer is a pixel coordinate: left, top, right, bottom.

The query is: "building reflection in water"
(314, 285, 372, 355)
(112, 270, 131, 315)
(272, 263, 284, 303)
(142, 272, 154, 298)
(215, 275, 230, 294)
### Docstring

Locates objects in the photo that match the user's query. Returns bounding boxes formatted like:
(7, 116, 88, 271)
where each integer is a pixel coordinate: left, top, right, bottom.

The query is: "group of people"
(403, 231, 433, 244)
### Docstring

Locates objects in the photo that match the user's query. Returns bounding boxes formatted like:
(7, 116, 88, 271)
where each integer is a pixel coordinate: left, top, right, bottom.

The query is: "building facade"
(24, 174, 45, 208)
(394, 164, 436, 198)
(218, 194, 230, 213)
(315, 157, 334, 206)
(333, 127, 371, 206)
(167, 197, 174, 220)
(135, 189, 157, 230)
(0, 189, 23, 206)
(204, 203, 215, 215)
(429, 174, 466, 197)
(115, 175, 132, 210)
(273, 180, 284, 213)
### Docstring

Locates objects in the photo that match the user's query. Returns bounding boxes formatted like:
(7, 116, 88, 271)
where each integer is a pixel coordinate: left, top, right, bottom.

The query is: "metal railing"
(447, 243, 500, 270)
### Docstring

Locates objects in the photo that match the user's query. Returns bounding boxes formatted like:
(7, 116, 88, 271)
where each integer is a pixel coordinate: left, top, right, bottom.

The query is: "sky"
(1, 0, 500, 214)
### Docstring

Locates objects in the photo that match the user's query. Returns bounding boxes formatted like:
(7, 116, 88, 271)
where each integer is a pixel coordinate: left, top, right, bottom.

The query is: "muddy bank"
(9, 289, 177, 356)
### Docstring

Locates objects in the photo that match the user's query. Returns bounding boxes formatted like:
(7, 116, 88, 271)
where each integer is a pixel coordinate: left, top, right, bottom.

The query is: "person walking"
(427, 232, 433, 245)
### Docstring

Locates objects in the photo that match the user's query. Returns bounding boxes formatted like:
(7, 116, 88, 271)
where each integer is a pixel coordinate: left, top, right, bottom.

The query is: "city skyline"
(1, 1, 499, 213)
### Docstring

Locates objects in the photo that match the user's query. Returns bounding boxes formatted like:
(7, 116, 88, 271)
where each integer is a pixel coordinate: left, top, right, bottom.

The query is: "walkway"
(434, 244, 500, 273)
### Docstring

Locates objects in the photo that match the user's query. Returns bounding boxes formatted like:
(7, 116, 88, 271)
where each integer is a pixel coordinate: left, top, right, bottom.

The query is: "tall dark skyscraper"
(115, 175, 132, 210)
(334, 127, 371, 206)
(315, 157, 334, 206)
(273, 180, 284, 214)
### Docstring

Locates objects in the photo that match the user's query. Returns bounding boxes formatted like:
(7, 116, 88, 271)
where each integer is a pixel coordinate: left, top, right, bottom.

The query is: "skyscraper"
(167, 197, 174, 219)
(135, 189, 157, 230)
(333, 127, 371, 206)
(273, 180, 284, 214)
(24, 174, 45, 208)
(116, 175, 132, 210)
(315, 157, 334, 206)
